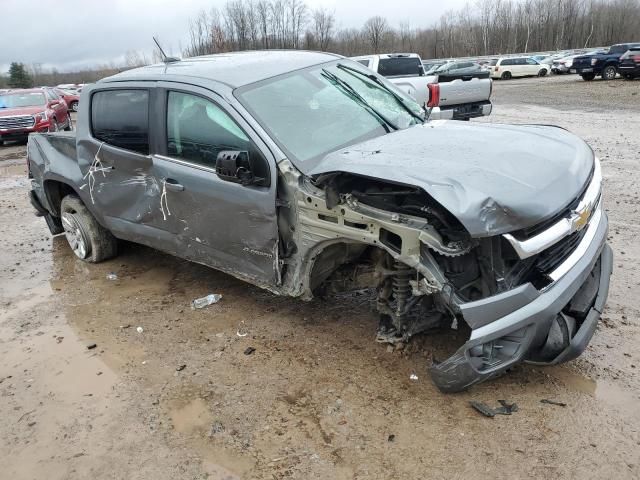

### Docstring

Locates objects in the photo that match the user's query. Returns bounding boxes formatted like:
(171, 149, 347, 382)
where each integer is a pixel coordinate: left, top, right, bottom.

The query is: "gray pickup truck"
(27, 51, 611, 392)
(352, 53, 493, 120)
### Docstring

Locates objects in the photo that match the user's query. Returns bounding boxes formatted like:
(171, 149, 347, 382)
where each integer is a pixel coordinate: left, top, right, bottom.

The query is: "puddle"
(170, 398, 213, 434)
(548, 367, 639, 413)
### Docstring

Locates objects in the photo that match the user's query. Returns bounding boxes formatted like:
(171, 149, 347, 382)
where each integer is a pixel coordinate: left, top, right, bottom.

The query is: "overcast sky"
(1, 0, 472, 72)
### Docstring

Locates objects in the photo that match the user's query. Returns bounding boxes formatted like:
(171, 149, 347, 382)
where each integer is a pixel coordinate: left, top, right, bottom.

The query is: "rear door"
(525, 57, 540, 75)
(150, 83, 279, 286)
(76, 84, 182, 254)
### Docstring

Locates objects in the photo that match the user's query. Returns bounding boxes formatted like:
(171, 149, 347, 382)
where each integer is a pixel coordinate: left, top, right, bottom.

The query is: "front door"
(150, 86, 279, 287)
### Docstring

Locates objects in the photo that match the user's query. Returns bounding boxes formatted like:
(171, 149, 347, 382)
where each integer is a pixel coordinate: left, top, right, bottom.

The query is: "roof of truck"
(102, 50, 342, 88)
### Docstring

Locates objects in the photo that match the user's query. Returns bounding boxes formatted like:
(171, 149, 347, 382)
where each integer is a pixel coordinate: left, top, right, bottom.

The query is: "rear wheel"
(602, 65, 617, 80)
(50, 119, 59, 132)
(623, 74, 635, 80)
(63, 113, 73, 131)
(501, 71, 512, 80)
(581, 73, 596, 81)
(70, 101, 78, 112)
(60, 195, 117, 262)
(538, 68, 547, 77)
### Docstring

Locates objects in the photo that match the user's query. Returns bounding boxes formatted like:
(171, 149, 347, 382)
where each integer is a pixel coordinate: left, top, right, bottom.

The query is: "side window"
(502, 59, 512, 66)
(526, 58, 537, 65)
(44, 90, 54, 101)
(166, 91, 250, 168)
(91, 90, 149, 155)
(357, 59, 371, 68)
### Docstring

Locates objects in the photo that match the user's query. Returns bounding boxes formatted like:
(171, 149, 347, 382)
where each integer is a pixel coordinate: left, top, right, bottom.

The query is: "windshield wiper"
(336, 63, 425, 124)
(321, 68, 397, 132)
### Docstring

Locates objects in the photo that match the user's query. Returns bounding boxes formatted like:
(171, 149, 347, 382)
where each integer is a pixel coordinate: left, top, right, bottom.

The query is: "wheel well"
(44, 180, 79, 216)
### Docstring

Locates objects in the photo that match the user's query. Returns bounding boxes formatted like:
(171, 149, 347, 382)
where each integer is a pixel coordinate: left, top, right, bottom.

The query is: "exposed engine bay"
(276, 161, 559, 348)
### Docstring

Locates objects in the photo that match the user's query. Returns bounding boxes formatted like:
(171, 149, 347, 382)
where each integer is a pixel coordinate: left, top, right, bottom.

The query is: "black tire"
(602, 65, 617, 80)
(70, 101, 78, 112)
(623, 74, 635, 80)
(501, 71, 512, 80)
(581, 73, 596, 81)
(538, 69, 547, 77)
(60, 195, 117, 263)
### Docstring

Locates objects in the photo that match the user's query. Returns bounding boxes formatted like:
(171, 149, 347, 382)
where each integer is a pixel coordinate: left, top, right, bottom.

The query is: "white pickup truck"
(352, 53, 492, 120)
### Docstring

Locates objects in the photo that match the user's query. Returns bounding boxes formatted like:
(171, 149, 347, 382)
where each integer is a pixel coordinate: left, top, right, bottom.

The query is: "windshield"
(435, 63, 452, 72)
(489, 59, 498, 66)
(236, 61, 423, 166)
(0, 92, 46, 108)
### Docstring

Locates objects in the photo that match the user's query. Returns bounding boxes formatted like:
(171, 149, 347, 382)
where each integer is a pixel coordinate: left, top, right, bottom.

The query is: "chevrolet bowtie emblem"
(573, 206, 591, 230)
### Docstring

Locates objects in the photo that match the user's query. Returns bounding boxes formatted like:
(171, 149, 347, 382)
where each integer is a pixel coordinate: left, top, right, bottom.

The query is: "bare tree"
(310, 7, 335, 51)
(363, 16, 389, 53)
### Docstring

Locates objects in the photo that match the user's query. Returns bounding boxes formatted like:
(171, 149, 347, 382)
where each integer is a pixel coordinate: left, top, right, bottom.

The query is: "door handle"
(164, 179, 184, 192)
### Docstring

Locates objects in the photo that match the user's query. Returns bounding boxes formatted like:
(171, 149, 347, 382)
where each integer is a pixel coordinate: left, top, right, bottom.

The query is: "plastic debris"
(86, 343, 97, 350)
(136, 326, 144, 334)
(387, 434, 396, 442)
(409, 373, 419, 381)
(540, 399, 567, 407)
(244, 347, 256, 355)
(191, 293, 222, 310)
(470, 400, 519, 417)
(176, 364, 186, 371)
(106, 272, 118, 281)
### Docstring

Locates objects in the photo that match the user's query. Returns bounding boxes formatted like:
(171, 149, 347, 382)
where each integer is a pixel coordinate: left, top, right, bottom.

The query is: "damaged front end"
(276, 156, 612, 392)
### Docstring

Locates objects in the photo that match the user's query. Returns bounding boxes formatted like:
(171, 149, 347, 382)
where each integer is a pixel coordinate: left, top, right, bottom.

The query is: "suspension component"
(392, 260, 412, 317)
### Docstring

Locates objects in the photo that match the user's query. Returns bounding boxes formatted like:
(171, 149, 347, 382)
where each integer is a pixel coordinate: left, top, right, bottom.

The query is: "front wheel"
(70, 101, 78, 112)
(60, 195, 118, 262)
(602, 65, 617, 80)
(501, 71, 512, 80)
(50, 119, 59, 132)
(64, 113, 73, 131)
(538, 69, 547, 77)
(581, 73, 596, 81)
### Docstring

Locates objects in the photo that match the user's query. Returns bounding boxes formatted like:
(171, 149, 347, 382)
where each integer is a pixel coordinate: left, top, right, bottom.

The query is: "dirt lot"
(1, 74, 639, 479)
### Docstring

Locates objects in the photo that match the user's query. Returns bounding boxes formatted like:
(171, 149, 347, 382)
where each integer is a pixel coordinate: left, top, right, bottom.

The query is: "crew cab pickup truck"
(352, 53, 492, 121)
(27, 51, 611, 392)
(572, 42, 640, 80)
(0, 88, 72, 144)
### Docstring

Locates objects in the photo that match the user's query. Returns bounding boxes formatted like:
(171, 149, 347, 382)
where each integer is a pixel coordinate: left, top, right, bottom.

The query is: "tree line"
(185, 0, 640, 59)
(2, 0, 638, 87)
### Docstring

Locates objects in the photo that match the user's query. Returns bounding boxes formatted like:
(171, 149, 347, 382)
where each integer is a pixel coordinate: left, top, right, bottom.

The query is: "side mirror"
(216, 150, 265, 186)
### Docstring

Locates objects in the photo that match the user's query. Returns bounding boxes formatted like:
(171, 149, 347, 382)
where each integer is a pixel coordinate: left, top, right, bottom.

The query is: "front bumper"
(0, 124, 50, 141)
(430, 206, 612, 392)
(430, 101, 492, 121)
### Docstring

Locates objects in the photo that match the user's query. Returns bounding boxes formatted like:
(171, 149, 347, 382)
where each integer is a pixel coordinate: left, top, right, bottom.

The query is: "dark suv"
(572, 42, 640, 80)
(618, 46, 640, 80)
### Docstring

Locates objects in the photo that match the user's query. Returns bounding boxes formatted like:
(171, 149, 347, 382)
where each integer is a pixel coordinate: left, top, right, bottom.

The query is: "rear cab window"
(378, 57, 423, 77)
(91, 89, 149, 155)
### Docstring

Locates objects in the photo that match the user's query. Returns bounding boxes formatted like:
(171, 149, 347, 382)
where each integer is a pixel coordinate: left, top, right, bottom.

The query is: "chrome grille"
(0, 115, 35, 130)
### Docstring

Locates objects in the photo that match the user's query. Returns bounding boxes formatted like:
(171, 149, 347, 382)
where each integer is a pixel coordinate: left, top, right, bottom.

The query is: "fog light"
(468, 326, 529, 372)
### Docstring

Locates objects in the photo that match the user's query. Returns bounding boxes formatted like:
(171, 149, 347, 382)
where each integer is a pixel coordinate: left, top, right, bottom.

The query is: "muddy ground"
(1, 74, 639, 479)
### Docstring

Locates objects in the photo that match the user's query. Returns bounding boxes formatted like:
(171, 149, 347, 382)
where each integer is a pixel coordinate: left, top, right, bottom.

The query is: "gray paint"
(308, 120, 595, 237)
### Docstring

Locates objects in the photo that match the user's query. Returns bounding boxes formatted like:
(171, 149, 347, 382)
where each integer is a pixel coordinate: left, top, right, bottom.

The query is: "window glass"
(91, 90, 149, 154)
(357, 59, 371, 67)
(526, 58, 538, 65)
(502, 59, 512, 66)
(167, 91, 249, 168)
(378, 57, 423, 76)
(489, 59, 498, 66)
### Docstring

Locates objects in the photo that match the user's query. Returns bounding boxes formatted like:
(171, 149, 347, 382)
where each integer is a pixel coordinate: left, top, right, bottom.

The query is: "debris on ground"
(470, 400, 519, 417)
(176, 364, 186, 371)
(106, 272, 118, 281)
(136, 326, 144, 334)
(244, 347, 256, 355)
(541, 399, 567, 407)
(191, 293, 222, 310)
(236, 320, 248, 337)
(409, 372, 418, 381)
(387, 434, 396, 442)
(208, 421, 225, 436)
(86, 343, 97, 350)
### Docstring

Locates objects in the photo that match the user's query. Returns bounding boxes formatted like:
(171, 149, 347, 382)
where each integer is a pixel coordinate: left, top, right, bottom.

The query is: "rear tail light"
(427, 83, 440, 108)
(633, 55, 640, 63)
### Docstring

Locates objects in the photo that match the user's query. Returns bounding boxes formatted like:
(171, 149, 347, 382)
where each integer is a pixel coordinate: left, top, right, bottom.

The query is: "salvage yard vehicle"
(56, 88, 80, 112)
(490, 56, 549, 79)
(619, 46, 640, 79)
(27, 51, 612, 392)
(0, 88, 71, 145)
(572, 43, 640, 80)
(352, 53, 493, 120)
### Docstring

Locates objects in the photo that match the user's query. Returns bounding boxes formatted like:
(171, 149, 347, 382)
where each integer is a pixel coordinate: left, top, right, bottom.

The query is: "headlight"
(35, 111, 48, 123)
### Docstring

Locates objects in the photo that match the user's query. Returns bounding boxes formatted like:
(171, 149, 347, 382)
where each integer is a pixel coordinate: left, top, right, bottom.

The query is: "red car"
(55, 88, 80, 112)
(0, 88, 72, 145)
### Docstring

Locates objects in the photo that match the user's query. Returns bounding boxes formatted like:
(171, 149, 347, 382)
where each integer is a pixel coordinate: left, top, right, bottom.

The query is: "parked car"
(55, 88, 80, 112)
(353, 53, 493, 120)
(489, 56, 549, 79)
(433, 61, 486, 76)
(531, 55, 554, 71)
(26, 51, 612, 392)
(0, 88, 71, 145)
(572, 43, 640, 80)
(618, 46, 640, 79)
